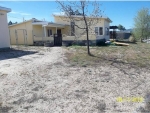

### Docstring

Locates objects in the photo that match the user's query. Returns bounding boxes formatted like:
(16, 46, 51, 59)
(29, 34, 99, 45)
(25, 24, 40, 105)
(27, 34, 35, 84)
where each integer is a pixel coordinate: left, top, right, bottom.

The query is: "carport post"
(32, 30, 34, 43)
(43, 25, 47, 43)
(15, 29, 18, 48)
(25, 30, 28, 46)
(43, 26, 46, 37)
(9, 29, 11, 48)
(23, 30, 26, 46)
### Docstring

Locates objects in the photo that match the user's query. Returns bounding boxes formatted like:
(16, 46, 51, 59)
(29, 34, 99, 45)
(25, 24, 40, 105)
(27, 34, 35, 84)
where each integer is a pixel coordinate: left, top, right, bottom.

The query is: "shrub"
(96, 39, 106, 46)
(129, 35, 137, 43)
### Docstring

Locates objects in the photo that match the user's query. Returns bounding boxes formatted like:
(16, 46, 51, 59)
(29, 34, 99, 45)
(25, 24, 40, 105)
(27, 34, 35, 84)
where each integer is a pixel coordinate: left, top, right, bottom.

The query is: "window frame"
(99, 27, 103, 35)
(71, 22, 75, 36)
(95, 27, 98, 35)
(47, 29, 52, 37)
(95, 27, 103, 35)
(105, 27, 109, 35)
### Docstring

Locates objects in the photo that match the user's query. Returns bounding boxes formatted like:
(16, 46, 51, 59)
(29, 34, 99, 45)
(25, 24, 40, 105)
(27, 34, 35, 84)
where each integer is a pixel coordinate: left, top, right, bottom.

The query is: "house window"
(95, 27, 103, 35)
(105, 27, 109, 35)
(99, 27, 103, 35)
(47, 29, 52, 37)
(95, 27, 98, 35)
(71, 22, 75, 36)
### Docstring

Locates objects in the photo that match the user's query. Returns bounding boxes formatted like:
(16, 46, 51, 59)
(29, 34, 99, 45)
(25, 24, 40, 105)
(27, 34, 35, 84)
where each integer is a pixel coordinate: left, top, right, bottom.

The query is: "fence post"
(25, 30, 28, 46)
(15, 29, 18, 48)
(32, 30, 34, 44)
(9, 29, 11, 48)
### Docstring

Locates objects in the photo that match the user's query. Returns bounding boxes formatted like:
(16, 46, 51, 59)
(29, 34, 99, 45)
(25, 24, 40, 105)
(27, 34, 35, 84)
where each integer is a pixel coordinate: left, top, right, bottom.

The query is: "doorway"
(54, 29, 62, 46)
(57, 29, 61, 35)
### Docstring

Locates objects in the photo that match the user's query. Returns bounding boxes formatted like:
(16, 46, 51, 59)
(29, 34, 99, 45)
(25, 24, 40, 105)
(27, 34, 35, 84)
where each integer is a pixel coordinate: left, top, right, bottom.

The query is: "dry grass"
(65, 43, 150, 68)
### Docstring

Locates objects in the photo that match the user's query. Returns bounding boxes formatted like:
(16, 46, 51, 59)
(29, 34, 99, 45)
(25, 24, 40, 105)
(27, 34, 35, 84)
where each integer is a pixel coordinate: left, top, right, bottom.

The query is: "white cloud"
(53, 12, 65, 15)
(10, 11, 18, 14)
(10, 11, 31, 16)
(20, 13, 31, 16)
(7, 16, 32, 23)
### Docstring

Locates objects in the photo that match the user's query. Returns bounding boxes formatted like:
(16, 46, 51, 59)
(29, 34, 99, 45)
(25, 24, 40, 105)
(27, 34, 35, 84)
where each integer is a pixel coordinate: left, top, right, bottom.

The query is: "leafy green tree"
(118, 24, 126, 31)
(8, 21, 18, 25)
(133, 7, 150, 42)
(8, 21, 12, 25)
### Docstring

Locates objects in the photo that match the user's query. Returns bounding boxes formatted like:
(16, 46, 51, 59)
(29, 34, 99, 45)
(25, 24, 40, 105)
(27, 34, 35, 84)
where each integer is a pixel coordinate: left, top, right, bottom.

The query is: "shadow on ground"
(0, 48, 38, 61)
(137, 93, 150, 113)
(0, 105, 13, 113)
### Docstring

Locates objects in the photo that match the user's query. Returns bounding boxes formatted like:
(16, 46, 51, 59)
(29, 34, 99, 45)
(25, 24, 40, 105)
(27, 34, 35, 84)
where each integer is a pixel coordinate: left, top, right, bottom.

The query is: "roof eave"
(0, 6, 11, 12)
(53, 14, 112, 23)
(107, 18, 112, 23)
(9, 19, 32, 27)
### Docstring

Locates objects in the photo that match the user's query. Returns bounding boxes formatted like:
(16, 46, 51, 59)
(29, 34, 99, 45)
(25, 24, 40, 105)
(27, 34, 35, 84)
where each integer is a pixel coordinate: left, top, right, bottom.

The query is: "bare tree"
(56, 0, 103, 55)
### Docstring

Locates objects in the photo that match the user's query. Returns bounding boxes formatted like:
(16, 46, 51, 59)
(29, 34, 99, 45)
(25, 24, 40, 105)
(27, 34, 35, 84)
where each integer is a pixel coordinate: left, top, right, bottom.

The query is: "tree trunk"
(86, 27, 90, 55)
(81, 1, 90, 55)
(141, 38, 143, 42)
(141, 29, 144, 43)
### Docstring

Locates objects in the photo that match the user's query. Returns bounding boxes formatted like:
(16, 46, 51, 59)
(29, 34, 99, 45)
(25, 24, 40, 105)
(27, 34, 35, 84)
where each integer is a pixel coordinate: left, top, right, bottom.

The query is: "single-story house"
(9, 13, 112, 46)
(0, 6, 11, 49)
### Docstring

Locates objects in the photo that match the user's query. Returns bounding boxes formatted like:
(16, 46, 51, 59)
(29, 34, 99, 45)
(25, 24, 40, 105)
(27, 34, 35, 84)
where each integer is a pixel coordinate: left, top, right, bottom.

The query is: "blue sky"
(0, 1, 150, 29)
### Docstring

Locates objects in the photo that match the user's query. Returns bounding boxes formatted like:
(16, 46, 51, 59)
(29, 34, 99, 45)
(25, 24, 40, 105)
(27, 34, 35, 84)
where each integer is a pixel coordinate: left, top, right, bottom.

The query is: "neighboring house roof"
(32, 21, 49, 25)
(32, 21, 70, 27)
(125, 29, 133, 32)
(0, 6, 11, 12)
(110, 26, 118, 29)
(9, 18, 42, 27)
(53, 14, 112, 23)
(9, 17, 70, 28)
(47, 22, 69, 28)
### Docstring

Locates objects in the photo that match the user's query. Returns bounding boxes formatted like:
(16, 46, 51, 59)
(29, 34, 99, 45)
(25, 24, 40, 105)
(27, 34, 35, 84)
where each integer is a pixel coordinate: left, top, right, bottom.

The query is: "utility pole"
(23, 17, 24, 22)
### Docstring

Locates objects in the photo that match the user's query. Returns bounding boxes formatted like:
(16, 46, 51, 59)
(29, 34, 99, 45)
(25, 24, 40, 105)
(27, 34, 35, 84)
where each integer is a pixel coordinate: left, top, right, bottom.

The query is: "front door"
(54, 29, 62, 46)
(57, 29, 61, 35)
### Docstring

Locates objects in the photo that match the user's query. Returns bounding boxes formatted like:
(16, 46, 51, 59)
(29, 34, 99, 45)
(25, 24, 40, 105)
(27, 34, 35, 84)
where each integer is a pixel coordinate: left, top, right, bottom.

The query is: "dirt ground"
(0, 46, 150, 113)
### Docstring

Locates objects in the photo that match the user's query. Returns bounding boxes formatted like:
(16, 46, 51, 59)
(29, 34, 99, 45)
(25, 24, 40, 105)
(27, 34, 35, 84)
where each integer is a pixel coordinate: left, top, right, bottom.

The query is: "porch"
(32, 22, 70, 46)
(32, 22, 69, 39)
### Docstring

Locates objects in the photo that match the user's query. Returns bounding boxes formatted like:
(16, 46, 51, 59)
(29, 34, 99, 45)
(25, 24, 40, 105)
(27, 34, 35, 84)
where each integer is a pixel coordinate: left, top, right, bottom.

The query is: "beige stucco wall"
(9, 20, 33, 45)
(8, 16, 110, 46)
(33, 37, 54, 42)
(63, 34, 96, 41)
(45, 26, 70, 36)
(91, 19, 110, 41)
(0, 10, 10, 48)
(54, 16, 70, 25)
(33, 25, 71, 42)
(61, 26, 70, 35)
(46, 27, 57, 36)
(33, 25, 70, 36)
(54, 16, 110, 41)
(33, 25, 43, 37)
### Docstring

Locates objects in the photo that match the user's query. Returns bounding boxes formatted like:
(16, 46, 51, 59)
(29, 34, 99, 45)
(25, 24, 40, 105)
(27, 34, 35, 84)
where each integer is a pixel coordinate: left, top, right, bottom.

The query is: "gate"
(14, 29, 28, 46)
(54, 34, 62, 46)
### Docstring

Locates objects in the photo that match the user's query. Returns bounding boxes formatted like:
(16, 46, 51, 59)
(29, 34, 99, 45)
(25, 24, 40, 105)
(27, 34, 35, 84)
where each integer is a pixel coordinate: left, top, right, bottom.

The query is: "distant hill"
(125, 29, 133, 32)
